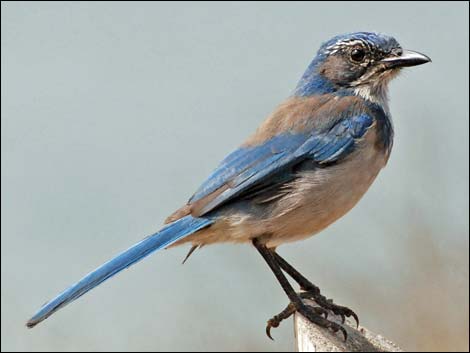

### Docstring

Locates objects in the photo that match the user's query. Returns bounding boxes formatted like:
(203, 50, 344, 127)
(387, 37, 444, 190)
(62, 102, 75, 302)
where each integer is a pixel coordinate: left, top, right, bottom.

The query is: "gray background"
(2, 2, 468, 351)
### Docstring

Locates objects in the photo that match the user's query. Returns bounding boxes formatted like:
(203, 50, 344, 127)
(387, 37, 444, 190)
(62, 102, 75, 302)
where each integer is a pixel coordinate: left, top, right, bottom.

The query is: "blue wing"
(188, 113, 373, 216)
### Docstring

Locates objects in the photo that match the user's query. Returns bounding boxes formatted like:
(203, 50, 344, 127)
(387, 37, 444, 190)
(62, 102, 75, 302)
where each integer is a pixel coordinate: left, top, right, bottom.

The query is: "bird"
(26, 32, 430, 340)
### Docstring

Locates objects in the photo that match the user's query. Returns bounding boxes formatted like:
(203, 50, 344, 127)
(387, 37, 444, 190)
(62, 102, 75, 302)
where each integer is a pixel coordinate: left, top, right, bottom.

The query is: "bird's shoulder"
(243, 94, 379, 146)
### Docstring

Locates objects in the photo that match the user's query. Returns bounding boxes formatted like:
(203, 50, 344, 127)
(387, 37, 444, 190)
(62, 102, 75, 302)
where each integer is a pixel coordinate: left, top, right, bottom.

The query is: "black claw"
(351, 312, 360, 328)
(266, 325, 274, 341)
(302, 290, 359, 330)
(264, 288, 358, 342)
(264, 302, 296, 341)
(266, 318, 279, 340)
(328, 323, 347, 341)
(339, 326, 348, 341)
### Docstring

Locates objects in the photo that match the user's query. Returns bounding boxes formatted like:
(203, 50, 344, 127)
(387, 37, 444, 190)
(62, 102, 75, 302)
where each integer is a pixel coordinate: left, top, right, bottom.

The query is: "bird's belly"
(262, 147, 387, 247)
(178, 135, 388, 248)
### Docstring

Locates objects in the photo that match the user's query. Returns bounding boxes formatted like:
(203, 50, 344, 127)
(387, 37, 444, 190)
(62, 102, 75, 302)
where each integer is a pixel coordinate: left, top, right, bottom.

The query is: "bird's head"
(295, 32, 431, 104)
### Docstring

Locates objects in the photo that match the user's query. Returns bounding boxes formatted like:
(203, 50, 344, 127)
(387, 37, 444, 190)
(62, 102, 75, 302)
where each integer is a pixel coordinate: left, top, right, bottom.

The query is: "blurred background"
(1, 2, 468, 352)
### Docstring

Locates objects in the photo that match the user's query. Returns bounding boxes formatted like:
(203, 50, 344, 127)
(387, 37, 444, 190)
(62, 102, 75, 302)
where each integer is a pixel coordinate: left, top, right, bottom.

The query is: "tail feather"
(26, 215, 212, 328)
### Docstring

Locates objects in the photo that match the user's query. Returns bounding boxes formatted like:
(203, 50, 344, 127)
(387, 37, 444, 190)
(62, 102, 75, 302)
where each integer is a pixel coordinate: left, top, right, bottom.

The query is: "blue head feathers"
(294, 32, 402, 97)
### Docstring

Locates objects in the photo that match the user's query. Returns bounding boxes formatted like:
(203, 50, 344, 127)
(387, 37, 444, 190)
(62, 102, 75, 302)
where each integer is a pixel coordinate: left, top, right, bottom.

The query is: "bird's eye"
(350, 48, 366, 62)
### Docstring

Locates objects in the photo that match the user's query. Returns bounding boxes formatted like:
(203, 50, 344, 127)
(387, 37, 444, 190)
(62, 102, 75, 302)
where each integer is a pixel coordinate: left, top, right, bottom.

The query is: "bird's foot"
(266, 299, 348, 341)
(299, 290, 359, 327)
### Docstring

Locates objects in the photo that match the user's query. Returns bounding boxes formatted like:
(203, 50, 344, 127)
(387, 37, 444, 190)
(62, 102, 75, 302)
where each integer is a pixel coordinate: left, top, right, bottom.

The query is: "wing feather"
(185, 113, 373, 217)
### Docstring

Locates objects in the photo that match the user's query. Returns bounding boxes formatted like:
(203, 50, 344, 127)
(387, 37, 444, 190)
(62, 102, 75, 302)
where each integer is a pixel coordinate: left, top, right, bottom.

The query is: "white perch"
(294, 312, 403, 352)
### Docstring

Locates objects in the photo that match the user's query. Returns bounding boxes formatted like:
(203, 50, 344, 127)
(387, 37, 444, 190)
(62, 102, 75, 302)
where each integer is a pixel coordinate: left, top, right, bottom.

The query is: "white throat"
(353, 72, 398, 116)
(354, 85, 389, 111)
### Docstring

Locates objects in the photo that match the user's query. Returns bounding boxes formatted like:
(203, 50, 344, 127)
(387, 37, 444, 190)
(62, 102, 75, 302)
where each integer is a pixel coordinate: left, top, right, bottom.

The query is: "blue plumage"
(189, 134, 308, 204)
(26, 215, 213, 328)
(318, 32, 400, 55)
(295, 32, 401, 97)
(189, 113, 373, 216)
(26, 32, 430, 334)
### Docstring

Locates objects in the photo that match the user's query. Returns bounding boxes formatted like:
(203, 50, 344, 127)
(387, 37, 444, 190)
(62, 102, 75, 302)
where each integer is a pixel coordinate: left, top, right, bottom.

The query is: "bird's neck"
(293, 56, 337, 97)
(352, 84, 390, 115)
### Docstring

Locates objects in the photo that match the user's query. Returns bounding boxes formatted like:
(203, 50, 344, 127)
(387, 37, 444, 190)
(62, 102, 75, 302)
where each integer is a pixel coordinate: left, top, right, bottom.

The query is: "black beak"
(381, 49, 431, 68)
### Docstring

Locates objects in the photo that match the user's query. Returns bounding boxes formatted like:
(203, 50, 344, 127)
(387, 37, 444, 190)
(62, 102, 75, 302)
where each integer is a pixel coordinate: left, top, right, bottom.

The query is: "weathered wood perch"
(294, 311, 403, 352)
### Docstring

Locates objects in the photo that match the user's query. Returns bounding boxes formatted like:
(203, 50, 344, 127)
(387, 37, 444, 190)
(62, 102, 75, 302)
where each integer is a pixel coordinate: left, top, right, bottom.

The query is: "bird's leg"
(273, 251, 359, 326)
(253, 239, 347, 341)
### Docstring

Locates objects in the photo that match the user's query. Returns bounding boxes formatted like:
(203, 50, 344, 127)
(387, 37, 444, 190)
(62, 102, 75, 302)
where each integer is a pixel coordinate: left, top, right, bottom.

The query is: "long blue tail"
(26, 215, 212, 328)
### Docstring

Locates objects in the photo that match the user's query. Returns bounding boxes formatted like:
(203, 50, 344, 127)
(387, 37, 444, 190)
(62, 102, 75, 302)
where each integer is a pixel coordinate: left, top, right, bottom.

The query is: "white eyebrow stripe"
(325, 39, 374, 55)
